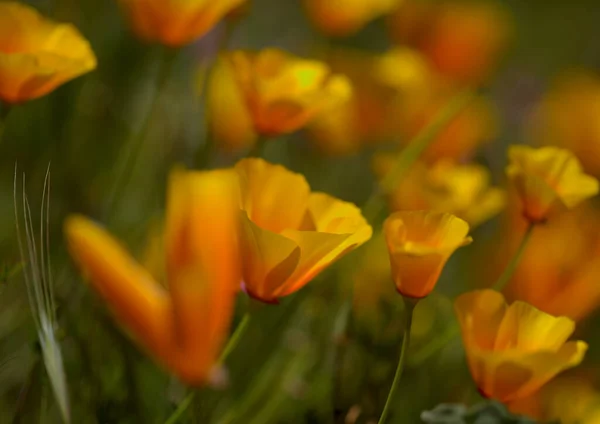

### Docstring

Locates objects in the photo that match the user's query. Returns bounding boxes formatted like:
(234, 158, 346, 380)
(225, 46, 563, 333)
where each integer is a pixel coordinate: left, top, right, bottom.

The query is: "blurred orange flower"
(0, 2, 97, 104)
(400, 91, 497, 162)
(509, 375, 600, 424)
(527, 71, 600, 175)
(455, 290, 587, 403)
(117, 0, 246, 46)
(309, 47, 432, 155)
(506, 145, 599, 224)
(204, 54, 257, 153)
(303, 0, 401, 37)
(388, 0, 512, 84)
(65, 168, 240, 385)
(236, 158, 372, 303)
(373, 157, 506, 228)
(227, 48, 352, 136)
(504, 206, 600, 322)
(383, 211, 471, 298)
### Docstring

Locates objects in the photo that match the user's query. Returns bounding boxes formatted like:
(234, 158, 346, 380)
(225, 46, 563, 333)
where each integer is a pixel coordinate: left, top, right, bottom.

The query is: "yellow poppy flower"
(388, 0, 512, 84)
(527, 71, 600, 175)
(509, 376, 600, 424)
(373, 157, 506, 228)
(117, 0, 247, 46)
(383, 211, 471, 299)
(204, 54, 257, 153)
(303, 0, 401, 37)
(0, 2, 97, 104)
(236, 158, 372, 303)
(506, 145, 599, 223)
(65, 168, 240, 384)
(503, 207, 600, 322)
(455, 290, 588, 403)
(227, 49, 352, 136)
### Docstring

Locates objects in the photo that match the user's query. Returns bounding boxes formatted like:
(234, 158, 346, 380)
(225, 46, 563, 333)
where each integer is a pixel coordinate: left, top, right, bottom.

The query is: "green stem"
(248, 135, 268, 158)
(164, 313, 252, 424)
(362, 89, 475, 223)
(378, 298, 417, 424)
(0, 103, 11, 143)
(409, 223, 536, 366)
(104, 46, 178, 221)
(491, 222, 535, 292)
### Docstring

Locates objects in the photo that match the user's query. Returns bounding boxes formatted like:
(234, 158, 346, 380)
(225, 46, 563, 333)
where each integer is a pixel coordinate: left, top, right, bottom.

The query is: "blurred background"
(2, 0, 600, 423)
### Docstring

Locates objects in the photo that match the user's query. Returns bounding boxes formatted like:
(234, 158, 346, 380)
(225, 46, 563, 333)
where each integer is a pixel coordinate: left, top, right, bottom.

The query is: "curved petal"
(455, 289, 508, 350)
(235, 158, 310, 233)
(164, 168, 240, 379)
(64, 215, 172, 361)
(239, 211, 301, 302)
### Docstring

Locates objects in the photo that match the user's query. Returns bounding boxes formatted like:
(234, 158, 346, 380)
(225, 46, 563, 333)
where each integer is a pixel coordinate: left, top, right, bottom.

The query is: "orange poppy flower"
(0, 2, 96, 103)
(236, 158, 372, 303)
(455, 290, 588, 403)
(227, 49, 352, 136)
(303, 0, 401, 37)
(506, 145, 599, 223)
(388, 0, 512, 84)
(65, 168, 240, 384)
(373, 157, 506, 228)
(383, 211, 471, 298)
(118, 0, 247, 46)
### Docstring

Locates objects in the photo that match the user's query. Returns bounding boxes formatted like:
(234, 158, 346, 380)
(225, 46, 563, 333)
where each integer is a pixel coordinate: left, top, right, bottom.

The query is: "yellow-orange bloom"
(373, 157, 506, 228)
(204, 54, 257, 153)
(400, 91, 497, 162)
(308, 48, 432, 155)
(227, 49, 352, 136)
(455, 290, 588, 403)
(117, 0, 246, 46)
(383, 211, 471, 298)
(236, 158, 372, 303)
(65, 168, 240, 384)
(527, 71, 600, 175)
(0, 2, 97, 104)
(504, 207, 600, 322)
(388, 0, 512, 84)
(509, 376, 600, 424)
(506, 145, 599, 223)
(303, 0, 401, 37)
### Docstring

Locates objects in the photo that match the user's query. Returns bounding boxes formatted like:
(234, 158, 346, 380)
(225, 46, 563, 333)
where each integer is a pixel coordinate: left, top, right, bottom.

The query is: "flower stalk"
(379, 297, 418, 424)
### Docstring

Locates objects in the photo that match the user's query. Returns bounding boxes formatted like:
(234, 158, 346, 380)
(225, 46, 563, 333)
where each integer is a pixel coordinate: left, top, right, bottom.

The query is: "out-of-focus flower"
(504, 206, 600, 322)
(455, 290, 588, 403)
(117, 0, 247, 46)
(204, 54, 257, 153)
(236, 158, 372, 303)
(0, 2, 97, 104)
(509, 376, 600, 424)
(352, 232, 439, 343)
(303, 0, 402, 37)
(388, 0, 512, 84)
(527, 71, 600, 175)
(383, 211, 471, 298)
(308, 48, 432, 155)
(227, 48, 352, 136)
(65, 168, 240, 384)
(506, 145, 599, 224)
(373, 157, 506, 228)
(400, 91, 498, 162)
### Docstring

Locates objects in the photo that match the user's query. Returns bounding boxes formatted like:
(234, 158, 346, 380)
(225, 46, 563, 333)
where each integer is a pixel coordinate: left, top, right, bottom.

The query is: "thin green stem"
(409, 223, 536, 366)
(0, 103, 11, 144)
(378, 298, 417, 424)
(248, 135, 268, 158)
(163, 313, 252, 424)
(104, 47, 178, 221)
(362, 89, 475, 223)
(491, 222, 535, 292)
